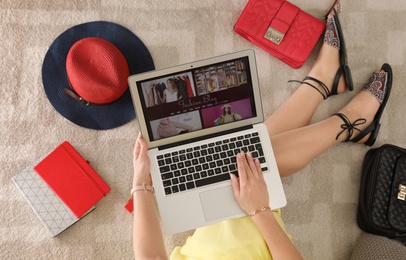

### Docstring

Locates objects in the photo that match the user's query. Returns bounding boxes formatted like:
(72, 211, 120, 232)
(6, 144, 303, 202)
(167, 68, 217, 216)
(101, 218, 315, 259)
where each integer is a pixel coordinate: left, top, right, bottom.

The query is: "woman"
(214, 104, 243, 125)
(157, 78, 181, 103)
(132, 3, 392, 259)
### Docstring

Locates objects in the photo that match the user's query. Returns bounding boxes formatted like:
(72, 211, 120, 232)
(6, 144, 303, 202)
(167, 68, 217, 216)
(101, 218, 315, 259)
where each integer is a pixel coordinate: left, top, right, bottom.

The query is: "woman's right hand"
(133, 133, 152, 187)
(230, 151, 270, 215)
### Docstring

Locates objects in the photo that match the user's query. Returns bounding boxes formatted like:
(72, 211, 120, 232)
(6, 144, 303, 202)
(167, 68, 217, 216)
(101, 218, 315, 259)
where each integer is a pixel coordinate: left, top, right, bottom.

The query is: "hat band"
(63, 87, 91, 106)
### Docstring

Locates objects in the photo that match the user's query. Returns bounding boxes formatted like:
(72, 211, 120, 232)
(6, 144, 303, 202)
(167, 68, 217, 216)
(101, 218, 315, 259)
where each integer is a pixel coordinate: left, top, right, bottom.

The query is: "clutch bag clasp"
(264, 27, 284, 45)
(398, 184, 406, 201)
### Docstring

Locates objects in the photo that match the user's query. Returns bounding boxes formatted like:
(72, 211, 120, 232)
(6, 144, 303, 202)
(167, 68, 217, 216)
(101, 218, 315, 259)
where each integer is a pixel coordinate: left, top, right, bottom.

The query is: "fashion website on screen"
(137, 57, 257, 141)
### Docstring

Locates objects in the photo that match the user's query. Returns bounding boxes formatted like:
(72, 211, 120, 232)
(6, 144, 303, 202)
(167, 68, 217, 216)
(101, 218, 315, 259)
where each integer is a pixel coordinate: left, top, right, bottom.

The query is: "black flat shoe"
(363, 63, 393, 146)
(333, 64, 393, 146)
(288, 4, 353, 100)
(325, 8, 354, 94)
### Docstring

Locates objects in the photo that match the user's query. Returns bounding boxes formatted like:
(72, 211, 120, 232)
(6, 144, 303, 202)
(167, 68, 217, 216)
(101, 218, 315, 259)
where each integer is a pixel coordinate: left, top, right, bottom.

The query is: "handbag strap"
(264, 1, 299, 45)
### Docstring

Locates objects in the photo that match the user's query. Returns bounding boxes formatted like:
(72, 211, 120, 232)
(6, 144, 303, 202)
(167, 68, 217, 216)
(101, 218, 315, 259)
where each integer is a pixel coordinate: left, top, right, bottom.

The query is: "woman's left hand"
(133, 133, 152, 187)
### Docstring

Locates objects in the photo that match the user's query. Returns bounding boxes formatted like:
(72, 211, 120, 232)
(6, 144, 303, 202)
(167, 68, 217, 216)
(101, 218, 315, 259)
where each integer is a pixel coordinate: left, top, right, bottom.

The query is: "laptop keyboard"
(158, 132, 268, 195)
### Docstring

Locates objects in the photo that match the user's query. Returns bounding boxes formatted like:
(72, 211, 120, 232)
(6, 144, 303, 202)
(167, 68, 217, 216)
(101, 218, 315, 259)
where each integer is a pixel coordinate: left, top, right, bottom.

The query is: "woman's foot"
(332, 65, 392, 145)
(296, 0, 352, 99)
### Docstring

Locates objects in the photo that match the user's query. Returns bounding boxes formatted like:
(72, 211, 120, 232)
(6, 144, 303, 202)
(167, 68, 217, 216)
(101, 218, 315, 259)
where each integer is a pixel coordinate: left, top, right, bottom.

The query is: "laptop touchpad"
(199, 186, 243, 221)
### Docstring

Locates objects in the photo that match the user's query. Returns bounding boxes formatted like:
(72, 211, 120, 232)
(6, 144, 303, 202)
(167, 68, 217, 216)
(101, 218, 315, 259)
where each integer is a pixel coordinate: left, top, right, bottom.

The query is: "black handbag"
(357, 144, 406, 243)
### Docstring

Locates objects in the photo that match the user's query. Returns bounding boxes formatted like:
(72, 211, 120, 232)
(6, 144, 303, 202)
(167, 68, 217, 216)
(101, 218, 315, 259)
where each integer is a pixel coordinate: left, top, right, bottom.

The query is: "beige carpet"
(2, 0, 406, 259)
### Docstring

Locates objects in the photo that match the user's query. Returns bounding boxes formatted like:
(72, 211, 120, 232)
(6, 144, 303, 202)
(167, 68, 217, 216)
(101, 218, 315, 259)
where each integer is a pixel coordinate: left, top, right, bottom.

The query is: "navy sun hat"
(42, 21, 155, 130)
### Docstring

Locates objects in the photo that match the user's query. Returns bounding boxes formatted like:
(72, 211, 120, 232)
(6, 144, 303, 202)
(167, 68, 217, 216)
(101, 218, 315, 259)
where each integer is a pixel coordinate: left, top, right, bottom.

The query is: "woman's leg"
(266, 6, 347, 136)
(272, 73, 383, 177)
(265, 44, 346, 136)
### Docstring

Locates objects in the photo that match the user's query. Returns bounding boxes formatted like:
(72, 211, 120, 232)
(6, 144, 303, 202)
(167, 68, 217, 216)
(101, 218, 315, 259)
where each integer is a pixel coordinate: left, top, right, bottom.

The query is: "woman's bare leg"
(266, 46, 348, 137)
(272, 80, 381, 177)
(266, 10, 347, 137)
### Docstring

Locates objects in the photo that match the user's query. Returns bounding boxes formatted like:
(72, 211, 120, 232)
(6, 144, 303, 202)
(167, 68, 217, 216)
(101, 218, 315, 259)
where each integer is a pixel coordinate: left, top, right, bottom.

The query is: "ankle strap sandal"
(289, 76, 333, 100)
(332, 113, 367, 142)
(332, 63, 393, 146)
(325, 5, 354, 93)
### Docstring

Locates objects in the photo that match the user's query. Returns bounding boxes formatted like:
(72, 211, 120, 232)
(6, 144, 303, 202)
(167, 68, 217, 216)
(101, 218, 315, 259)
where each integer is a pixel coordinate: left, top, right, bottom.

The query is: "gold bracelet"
(131, 184, 154, 196)
(248, 206, 271, 217)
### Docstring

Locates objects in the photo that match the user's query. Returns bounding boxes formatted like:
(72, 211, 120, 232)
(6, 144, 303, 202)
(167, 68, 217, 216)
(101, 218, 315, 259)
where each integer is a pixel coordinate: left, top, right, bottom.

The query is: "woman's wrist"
(131, 184, 154, 196)
(133, 182, 153, 187)
(133, 178, 152, 187)
(250, 208, 276, 224)
(248, 206, 272, 217)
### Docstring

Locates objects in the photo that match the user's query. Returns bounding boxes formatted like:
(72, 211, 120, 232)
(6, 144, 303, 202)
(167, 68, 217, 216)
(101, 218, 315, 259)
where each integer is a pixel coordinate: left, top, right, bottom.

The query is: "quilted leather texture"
(358, 144, 406, 241)
(389, 155, 406, 231)
(234, 0, 325, 68)
(370, 146, 402, 229)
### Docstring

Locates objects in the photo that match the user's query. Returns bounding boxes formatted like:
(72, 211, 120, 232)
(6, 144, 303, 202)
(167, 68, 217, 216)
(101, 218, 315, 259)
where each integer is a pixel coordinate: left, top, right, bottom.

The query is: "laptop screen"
(129, 50, 264, 148)
(129, 50, 263, 148)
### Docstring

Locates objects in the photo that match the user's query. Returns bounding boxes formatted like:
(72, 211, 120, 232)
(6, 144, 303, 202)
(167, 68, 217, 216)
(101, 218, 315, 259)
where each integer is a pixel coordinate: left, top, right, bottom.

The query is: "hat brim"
(42, 21, 155, 130)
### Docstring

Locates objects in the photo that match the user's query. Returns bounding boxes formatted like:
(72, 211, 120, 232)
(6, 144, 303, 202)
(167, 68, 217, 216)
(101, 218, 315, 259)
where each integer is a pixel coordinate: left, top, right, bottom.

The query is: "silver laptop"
(128, 49, 286, 234)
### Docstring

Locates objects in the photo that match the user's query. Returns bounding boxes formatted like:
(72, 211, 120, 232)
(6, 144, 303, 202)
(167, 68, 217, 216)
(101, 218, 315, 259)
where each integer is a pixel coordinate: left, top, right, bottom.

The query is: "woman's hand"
(133, 133, 152, 187)
(230, 151, 270, 214)
(132, 134, 167, 260)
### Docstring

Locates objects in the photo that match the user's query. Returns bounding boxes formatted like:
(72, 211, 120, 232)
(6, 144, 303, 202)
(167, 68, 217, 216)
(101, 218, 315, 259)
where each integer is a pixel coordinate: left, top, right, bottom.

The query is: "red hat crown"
(66, 37, 130, 104)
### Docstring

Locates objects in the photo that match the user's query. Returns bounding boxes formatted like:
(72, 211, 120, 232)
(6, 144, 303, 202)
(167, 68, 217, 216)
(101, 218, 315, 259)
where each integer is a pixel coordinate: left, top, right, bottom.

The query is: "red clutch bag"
(234, 0, 325, 68)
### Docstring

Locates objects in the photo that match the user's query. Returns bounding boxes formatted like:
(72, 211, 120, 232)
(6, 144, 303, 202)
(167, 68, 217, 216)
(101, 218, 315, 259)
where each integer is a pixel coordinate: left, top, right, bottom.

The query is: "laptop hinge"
(158, 125, 253, 151)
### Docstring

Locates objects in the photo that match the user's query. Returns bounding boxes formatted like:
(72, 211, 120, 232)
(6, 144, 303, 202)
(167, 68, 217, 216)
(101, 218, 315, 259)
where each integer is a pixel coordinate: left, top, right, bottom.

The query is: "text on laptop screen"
(136, 56, 257, 141)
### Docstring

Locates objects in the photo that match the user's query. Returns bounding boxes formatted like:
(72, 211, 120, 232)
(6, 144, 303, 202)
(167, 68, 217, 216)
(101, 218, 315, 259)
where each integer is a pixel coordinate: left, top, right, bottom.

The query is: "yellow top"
(170, 209, 291, 260)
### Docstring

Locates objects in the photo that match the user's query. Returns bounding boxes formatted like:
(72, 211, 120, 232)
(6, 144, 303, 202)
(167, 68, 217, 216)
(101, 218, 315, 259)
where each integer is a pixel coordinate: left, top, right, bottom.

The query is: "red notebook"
(34, 141, 110, 218)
